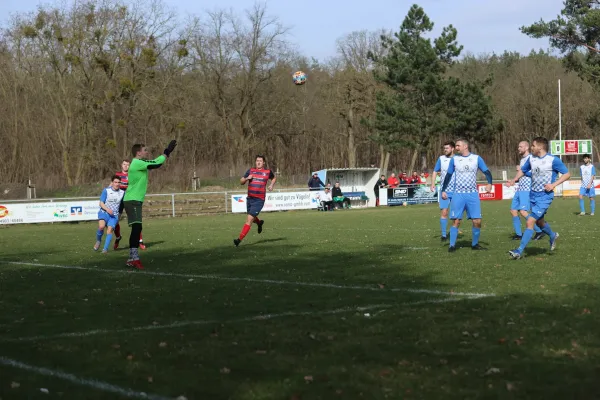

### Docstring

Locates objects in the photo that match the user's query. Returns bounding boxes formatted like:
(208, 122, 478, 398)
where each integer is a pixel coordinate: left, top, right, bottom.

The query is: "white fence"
(0, 187, 371, 225)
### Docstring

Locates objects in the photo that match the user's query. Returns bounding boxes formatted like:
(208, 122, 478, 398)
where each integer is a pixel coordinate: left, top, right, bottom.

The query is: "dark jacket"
(332, 186, 343, 198)
(308, 176, 325, 190)
(374, 179, 388, 196)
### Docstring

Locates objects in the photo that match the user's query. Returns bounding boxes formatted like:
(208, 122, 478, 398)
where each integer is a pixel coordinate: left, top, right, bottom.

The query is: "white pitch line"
(2, 297, 468, 343)
(0, 356, 172, 400)
(4, 261, 495, 298)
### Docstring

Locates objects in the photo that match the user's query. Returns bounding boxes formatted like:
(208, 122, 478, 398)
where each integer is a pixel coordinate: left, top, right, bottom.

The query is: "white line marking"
(0, 356, 172, 400)
(2, 297, 468, 343)
(4, 261, 495, 298)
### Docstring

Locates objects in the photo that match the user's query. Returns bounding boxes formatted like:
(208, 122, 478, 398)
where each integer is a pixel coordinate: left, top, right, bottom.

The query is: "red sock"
(253, 217, 261, 224)
(239, 223, 251, 240)
(115, 223, 121, 238)
(139, 231, 143, 243)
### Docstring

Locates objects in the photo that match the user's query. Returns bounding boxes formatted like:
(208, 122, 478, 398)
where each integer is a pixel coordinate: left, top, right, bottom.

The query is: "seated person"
(332, 182, 351, 209)
(319, 187, 334, 211)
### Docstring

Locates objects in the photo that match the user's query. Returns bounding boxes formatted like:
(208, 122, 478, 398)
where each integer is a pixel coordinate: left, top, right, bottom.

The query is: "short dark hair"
(532, 136, 548, 150)
(122, 159, 130, 163)
(583, 154, 591, 159)
(111, 174, 120, 181)
(443, 141, 455, 147)
(131, 144, 145, 157)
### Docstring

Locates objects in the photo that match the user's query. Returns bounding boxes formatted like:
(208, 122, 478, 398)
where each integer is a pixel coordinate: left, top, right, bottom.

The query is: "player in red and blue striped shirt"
(113, 160, 146, 250)
(234, 155, 276, 246)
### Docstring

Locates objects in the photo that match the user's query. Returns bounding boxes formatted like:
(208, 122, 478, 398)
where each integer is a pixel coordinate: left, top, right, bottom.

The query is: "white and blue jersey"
(516, 155, 532, 192)
(511, 154, 533, 211)
(98, 186, 125, 227)
(434, 155, 455, 209)
(445, 153, 489, 219)
(580, 164, 596, 197)
(521, 154, 569, 219)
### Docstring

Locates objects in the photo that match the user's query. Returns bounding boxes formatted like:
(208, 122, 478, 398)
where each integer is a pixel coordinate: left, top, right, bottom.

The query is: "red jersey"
(388, 176, 399, 188)
(115, 171, 128, 191)
(244, 168, 275, 200)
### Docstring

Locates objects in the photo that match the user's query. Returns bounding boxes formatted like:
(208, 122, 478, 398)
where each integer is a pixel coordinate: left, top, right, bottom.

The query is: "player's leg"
(235, 198, 263, 246)
(102, 217, 117, 253)
(466, 193, 484, 249)
(510, 194, 522, 239)
(439, 196, 450, 240)
(579, 188, 586, 215)
(124, 201, 144, 269)
(95, 219, 106, 251)
(114, 200, 124, 249)
(253, 213, 264, 234)
(448, 194, 465, 251)
(589, 188, 595, 215)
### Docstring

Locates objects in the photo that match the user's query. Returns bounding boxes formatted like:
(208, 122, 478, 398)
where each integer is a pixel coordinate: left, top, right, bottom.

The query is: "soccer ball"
(402, 201, 408, 207)
(292, 70, 307, 85)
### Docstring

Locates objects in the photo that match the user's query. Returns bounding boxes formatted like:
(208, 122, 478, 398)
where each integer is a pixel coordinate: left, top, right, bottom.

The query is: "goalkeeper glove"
(164, 139, 177, 157)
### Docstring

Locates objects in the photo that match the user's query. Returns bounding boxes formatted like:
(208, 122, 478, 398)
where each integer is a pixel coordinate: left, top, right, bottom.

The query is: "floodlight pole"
(558, 79, 562, 161)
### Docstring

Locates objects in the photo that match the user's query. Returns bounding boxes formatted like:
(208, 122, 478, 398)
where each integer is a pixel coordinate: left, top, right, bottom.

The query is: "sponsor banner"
(386, 185, 437, 206)
(559, 180, 600, 197)
(0, 201, 100, 224)
(231, 191, 321, 213)
(477, 183, 503, 200)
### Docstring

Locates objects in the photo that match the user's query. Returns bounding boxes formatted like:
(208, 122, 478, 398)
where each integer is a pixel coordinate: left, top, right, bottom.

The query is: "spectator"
(332, 182, 350, 209)
(400, 172, 409, 184)
(320, 187, 333, 211)
(308, 173, 325, 191)
(388, 173, 399, 188)
(374, 174, 388, 207)
(409, 171, 421, 184)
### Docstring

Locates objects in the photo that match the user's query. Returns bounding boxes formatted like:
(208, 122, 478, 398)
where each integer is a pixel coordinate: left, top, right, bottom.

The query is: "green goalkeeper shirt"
(123, 155, 166, 202)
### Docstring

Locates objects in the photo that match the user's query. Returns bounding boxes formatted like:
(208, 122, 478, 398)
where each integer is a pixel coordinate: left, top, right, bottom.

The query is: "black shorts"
(246, 197, 265, 217)
(118, 200, 125, 214)
(123, 200, 143, 225)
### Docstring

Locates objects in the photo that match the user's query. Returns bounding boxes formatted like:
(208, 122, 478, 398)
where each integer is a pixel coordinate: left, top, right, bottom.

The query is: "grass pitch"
(0, 198, 599, 399)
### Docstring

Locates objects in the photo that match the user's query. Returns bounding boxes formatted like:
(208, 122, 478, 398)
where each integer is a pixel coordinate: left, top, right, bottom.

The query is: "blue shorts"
(98, 211, 119, 228)
(529, 191, 553, 220)
(580, 187, 596, 197)
(439, 191, 452, 210)
(450, 192, 481, 220)
(246, 196, 265, 217)
(510, 191, 531, 211)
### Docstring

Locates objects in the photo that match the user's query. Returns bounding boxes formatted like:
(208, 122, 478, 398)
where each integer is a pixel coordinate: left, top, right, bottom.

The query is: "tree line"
(0, 0, 598, 193)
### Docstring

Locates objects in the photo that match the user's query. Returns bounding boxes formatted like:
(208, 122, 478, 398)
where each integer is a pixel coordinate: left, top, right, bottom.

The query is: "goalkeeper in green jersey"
(123, 139, 177, 269)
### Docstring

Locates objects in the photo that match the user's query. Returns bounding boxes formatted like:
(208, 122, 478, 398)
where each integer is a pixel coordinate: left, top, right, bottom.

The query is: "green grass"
(0, 198, 599, 399)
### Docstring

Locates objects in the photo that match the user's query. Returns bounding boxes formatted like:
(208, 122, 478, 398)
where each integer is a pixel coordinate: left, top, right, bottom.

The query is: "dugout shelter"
(312, 168, 380, 207)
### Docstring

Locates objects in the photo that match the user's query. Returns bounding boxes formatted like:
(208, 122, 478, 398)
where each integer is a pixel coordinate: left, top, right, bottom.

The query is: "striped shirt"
(244, 168, 275, 200)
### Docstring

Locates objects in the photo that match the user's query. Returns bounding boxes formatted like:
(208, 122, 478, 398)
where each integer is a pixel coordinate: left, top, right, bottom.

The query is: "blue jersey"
(516, 154, 532, 192)
(580, 164, 596, 188)
(100, 186, 125, 216)
(446, 153, 489, 193)
(521, 154, 569, 198)
(434, 155, 455, 192)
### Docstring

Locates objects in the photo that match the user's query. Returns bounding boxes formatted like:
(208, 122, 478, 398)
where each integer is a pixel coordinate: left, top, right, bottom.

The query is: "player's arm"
(546, 158, 570, 191)
(268, 171, 276, 191)
(240, 169, 252, 185)
(98, 189, 113, 215)
(431, 158, 441, 192)
(477, 157, 493, 191)
(590, 166, 596, 189)
(508, 159, 529, 186)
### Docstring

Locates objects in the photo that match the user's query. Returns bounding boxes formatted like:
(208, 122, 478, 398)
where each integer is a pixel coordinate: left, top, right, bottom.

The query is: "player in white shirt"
(94, 175, 125, 253)
(440, 139, 493, 252)
(508, 141, 543, 240)
(578, 154, 595, 215)
(430, 141, 455, 241)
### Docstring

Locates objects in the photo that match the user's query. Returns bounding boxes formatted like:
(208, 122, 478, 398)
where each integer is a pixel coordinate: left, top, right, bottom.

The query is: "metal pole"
(559, 79, 562, 161)
(171, 194, 175, 217)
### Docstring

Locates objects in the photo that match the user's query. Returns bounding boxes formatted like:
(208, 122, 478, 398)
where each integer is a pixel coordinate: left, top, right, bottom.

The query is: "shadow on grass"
(0, 246, 598, 399)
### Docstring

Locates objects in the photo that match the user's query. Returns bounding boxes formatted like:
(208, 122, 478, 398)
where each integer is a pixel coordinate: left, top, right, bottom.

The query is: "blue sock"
(472, 227, 481, 246)
(449, 226, 458, 246)
(440, 218, 448, 237)
(517, 228, 534, 253)
(580, 198, 585, 213)
(103, 233, 113, 251)
(512, 216, 522, 236)
(591, 199, 596, 214)
(541, 222, 554, 238)
(96, 229, 103, 242)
